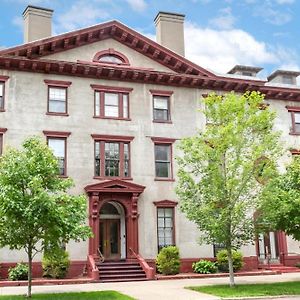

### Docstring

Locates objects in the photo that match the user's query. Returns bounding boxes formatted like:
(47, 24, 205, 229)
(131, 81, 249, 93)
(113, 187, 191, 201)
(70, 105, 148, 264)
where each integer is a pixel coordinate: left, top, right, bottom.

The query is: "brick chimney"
(23, 5, 53, 43)
(154, 12, 185, 57)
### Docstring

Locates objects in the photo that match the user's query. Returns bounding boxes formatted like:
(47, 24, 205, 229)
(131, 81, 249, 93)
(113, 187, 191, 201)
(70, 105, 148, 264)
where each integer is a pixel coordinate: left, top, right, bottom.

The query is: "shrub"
(192, 260, 217, 274)
(156, 246, 180, 275)
(8, 263, 28, 281)
(296, 262, 300, 268)
(42, 248, 70, 279)
(216, 249, 244, 272)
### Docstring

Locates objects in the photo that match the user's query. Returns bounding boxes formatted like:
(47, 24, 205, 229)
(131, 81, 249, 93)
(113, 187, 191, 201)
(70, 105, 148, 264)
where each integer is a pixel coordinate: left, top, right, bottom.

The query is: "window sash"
(153, 96, 170, 121)
(95, 91, 129, 118)
(48, 87, 67, 113)
(94, 141, 130, 178)
(0, 83, 4, 110)
(157, 208, 174, 251)
(48, 138, 66, 176)
(155, 145, 171, 178)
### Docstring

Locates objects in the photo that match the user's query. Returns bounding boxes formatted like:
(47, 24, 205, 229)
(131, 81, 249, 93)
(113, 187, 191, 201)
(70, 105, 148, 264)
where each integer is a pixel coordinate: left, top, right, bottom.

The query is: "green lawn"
(188, 281, 300, 298)
(0, 291, 134, 300)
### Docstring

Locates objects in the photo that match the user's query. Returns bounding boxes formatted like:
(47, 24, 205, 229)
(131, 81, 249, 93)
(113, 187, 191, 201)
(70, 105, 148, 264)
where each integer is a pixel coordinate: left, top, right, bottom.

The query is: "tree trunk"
(227, 248, 235, 287)
(27, 246, 32, 298)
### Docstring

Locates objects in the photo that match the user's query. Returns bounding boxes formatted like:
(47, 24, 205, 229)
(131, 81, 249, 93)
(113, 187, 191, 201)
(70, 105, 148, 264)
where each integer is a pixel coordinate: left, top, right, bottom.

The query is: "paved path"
(0, 273, 299, 300)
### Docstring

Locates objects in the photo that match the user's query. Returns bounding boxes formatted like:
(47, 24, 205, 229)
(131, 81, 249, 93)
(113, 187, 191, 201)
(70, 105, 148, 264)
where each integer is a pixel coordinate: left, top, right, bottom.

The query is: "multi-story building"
(0, 5, 299, 281)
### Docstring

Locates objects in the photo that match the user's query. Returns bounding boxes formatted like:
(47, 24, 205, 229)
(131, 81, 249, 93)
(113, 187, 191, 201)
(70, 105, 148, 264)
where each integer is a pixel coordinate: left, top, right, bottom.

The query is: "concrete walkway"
(0, 273, 299, 300)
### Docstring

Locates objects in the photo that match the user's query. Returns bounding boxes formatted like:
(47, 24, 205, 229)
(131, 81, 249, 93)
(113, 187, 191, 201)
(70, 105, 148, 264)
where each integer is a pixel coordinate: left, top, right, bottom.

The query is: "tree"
(258, 155, 300, 241)
(176, 91, 281, 287)
(0, 137, 91, 297)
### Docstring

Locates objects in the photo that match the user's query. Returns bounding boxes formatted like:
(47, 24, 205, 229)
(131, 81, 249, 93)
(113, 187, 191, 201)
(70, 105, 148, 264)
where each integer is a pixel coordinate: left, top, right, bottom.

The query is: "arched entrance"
(85, 179, 145, 260)
(99, 202, 126, 260)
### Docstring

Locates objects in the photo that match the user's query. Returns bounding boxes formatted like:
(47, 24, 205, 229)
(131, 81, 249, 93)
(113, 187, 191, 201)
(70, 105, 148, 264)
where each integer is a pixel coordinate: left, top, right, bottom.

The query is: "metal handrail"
(97, 247, 105, 263)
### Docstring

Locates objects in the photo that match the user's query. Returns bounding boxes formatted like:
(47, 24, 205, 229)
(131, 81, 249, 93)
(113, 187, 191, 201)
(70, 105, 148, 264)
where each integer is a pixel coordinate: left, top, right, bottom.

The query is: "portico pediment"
(85, 179, 145, 194)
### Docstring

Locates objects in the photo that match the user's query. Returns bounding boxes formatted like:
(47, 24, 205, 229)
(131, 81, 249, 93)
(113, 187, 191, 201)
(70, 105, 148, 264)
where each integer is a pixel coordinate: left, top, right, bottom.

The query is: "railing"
(87, 255, 99, 280)
(129, 248, 155, 280)
(98, 247, 105, 263)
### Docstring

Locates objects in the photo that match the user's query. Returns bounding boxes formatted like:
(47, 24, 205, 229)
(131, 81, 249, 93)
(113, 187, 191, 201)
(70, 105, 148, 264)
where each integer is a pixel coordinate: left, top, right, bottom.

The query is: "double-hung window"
(92, 85, 132, 120)
(43, 131, 71, 176)
(93, 134, 133, 179)
(150, 90, 173, 123)
(0, 128, 7, 156)
(151, 137, 175, 180)
(154, 200, 177, 252)
(0, 76, 9, 111)
(44, 80, 72, 115)
(286, 106, 300, 135)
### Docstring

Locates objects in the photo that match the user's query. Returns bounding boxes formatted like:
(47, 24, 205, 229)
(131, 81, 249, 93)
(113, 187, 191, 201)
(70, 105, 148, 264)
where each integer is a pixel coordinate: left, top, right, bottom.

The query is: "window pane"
(155, 162, 170, 178)
(123, 94, 128, 118)
(48, 138, 65, 175)
(49, 88, 66, 100)
(164, 208, 173, 217)
(105, 142, 120, 177)
(154, 109, 168, 121)
(154, 97, 168, 109)
(0, 83, 3, 109)
(157, 208, 165, 217)
(95, 92, 100, 116)
(105, 93, 118, 105)
(0, 135, 3, 156)
(49, 100, 66, 113)
(295, 113, 300, 123)
(155, 145, 170, 161)
(157, 208, 174, 251)
(158, 217, 165, 228)
(105, 106, 119, 117)
(99, 55, 123, 64)
(95, 141, 100, 176)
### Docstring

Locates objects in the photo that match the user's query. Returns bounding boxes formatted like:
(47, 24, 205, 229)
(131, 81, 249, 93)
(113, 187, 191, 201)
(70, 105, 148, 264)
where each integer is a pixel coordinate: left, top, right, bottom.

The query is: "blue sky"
(0, 0, 299, 78)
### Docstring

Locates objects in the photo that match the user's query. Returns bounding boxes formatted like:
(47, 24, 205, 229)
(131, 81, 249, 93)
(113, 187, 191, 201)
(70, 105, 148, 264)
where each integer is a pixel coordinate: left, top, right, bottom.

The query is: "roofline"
(22, 5, 54, 15)
(268, 69, 300, 81)
(228, 65, 263, 74)
(154, 11, 185, 22)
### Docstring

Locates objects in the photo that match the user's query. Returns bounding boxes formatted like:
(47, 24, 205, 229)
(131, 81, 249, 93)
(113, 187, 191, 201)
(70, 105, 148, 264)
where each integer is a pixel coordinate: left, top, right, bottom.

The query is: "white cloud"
(12, 16, 23, 31)
(125, 0, 147, 12)
(55, 1, 110, 33)
(209, 7, 236, 30)
(184, 21, 298, 75)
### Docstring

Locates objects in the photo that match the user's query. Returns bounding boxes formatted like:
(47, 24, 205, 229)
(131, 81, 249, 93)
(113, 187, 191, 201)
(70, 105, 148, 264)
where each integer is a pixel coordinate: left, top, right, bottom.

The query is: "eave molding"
(153, 199, 178, 207)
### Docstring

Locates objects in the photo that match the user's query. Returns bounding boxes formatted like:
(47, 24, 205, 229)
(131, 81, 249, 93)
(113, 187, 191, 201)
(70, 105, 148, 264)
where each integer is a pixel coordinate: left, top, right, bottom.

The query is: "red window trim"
(150, 89, 174, 96)
(156, 206, 176, 252)
(45, 80, 71, 116)
(92, 48, 130, 65)
(43, 131, 70, 178)
(91, 134, 134, 142)
(153, 199, 178, 207)
(290, 149, 300, 155)
(91, 84, 133, 93)
(151, 91, 173, 124)
(93, 89, 131, 120)
(152, 138, 175, 181)
(43, 131, 71, 138)
(93, 138, 133, 180)
(151, 137, 177, 144)
(0, 128, 7, 156)
(0, 77, 9, 112)
(286, 106, 300, 135)
(44, 79, 72, 87)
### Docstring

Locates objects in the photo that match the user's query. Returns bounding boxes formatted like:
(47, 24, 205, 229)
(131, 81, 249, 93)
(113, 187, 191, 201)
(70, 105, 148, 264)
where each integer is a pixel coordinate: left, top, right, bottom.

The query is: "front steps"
(259, 263, 300, 273)
(96, 260, 147, 282)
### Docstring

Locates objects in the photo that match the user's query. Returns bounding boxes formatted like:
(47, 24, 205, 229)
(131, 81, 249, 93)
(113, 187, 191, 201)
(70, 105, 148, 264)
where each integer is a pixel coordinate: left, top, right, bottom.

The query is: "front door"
(100, 219, 121, 260)
(258, 232, 279, 264)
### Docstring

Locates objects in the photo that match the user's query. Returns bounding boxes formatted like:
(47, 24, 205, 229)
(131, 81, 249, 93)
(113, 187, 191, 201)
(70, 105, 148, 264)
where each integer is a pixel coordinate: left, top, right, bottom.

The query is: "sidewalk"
(0, 273, 299, 300)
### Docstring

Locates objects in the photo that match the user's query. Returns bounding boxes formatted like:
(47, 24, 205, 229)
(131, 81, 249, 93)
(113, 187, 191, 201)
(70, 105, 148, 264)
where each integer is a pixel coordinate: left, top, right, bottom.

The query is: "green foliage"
(0, 137, 92, 296)
(192, 260, 217, 274)
(8, 263, 28, 281)
(176, 92, 281, 285)
(295, 262, 300, 268)
(258, 156, 300, 241)
(156, 246, 180, 275)
(42, 247, 70, 279)
(216, 250, 244, 272)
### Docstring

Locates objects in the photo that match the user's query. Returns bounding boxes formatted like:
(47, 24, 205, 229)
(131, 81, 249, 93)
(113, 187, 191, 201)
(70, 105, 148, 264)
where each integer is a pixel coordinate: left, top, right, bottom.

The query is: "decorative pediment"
(153, 199, 178, 207)
(0, 20, 214, 78)
(85, 179, 145, 194)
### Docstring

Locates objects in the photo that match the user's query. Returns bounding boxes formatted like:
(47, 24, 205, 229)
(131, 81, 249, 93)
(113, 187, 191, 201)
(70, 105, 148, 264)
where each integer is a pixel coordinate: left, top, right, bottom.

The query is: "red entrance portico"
(85, 179, 145, 260)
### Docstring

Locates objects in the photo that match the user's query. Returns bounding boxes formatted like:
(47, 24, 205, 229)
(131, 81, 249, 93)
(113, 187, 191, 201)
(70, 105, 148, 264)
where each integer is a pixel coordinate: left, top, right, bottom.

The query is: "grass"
(0, 291, 134, 300)
(188, 281, 300, 298)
